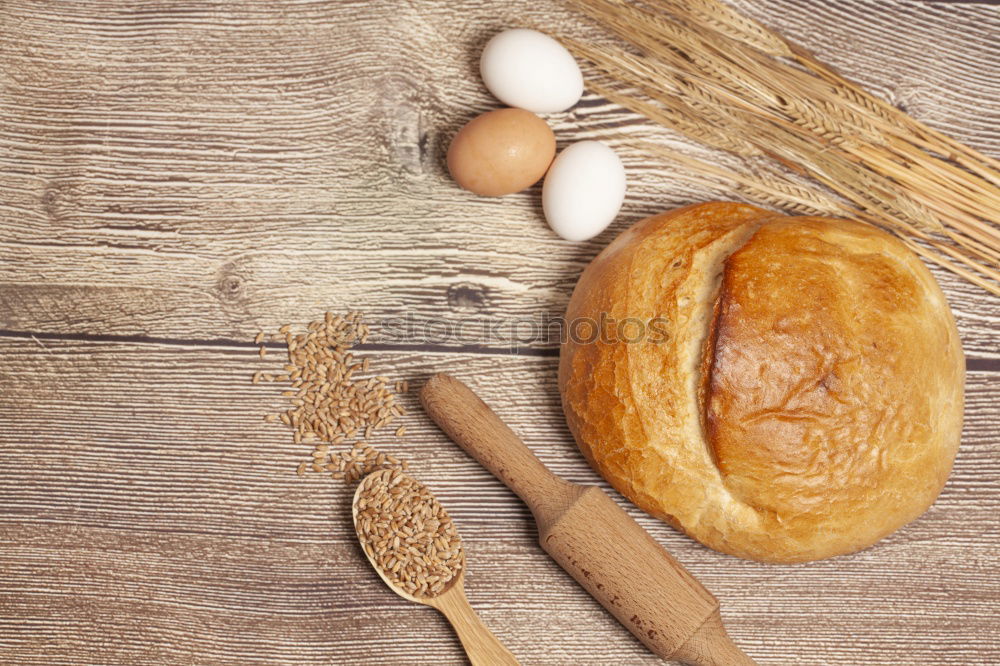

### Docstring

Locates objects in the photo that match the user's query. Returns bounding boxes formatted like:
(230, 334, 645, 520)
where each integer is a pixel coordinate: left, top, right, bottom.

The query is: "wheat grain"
(252, 312, 411, 482)
(354, 469, 463, 598)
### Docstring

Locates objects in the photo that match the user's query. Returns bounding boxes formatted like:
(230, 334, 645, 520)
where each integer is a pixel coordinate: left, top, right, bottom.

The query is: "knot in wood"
(446, 282, 487, 313)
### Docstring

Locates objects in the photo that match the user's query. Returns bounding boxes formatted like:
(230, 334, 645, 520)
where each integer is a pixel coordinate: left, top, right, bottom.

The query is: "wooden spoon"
(352, 470, 520, 666)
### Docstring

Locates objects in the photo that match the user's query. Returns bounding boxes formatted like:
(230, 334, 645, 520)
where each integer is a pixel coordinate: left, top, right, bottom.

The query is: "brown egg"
(447, 108, 556, 196)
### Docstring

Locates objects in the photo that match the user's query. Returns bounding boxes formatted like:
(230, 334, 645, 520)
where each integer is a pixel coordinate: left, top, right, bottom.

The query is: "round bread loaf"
(559, 202, 964, 563)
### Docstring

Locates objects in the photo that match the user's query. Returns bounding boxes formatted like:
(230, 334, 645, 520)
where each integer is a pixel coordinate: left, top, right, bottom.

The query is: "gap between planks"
(2, 328, 998, 371)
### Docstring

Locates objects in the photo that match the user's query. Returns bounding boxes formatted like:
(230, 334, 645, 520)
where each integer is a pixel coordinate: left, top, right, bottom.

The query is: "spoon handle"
(433, 584, 521, 666)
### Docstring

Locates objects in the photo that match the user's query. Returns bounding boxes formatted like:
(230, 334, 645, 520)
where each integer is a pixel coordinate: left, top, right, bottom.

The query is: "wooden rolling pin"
(420, 373, 756, 666)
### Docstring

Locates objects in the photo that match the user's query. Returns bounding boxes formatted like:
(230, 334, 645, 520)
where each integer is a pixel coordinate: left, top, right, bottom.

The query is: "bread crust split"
(559, 202, 964, 563)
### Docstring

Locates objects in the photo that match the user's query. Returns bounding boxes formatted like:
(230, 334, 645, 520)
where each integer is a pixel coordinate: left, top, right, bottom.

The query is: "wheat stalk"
(565, 0, 1000, 296)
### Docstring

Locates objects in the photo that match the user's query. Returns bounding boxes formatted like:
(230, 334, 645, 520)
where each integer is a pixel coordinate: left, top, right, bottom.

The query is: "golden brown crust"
(559, 202, 964, 563)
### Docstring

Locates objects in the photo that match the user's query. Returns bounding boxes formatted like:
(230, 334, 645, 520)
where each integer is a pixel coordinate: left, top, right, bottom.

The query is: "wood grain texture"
(0, 342, 998, 665)
(1, 0, 998, 664)
(1, 0, 999, 356)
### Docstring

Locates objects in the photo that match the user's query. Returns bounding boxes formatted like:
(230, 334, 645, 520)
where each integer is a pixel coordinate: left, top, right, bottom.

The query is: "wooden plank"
(1, 0, 999, 357)
(0, 339, 997, 664)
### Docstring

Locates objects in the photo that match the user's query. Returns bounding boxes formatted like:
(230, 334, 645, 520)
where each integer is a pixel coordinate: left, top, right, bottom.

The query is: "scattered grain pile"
(354, 469, 464, 598)
(252, 311, 410, 482)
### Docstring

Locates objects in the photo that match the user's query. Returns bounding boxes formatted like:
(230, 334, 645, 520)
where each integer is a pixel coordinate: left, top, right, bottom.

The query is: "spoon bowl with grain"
(352, 469, 520, 666)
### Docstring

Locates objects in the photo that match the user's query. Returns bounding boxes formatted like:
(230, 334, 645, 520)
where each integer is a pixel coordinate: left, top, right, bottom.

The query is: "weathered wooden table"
(1, 1, 997, 664)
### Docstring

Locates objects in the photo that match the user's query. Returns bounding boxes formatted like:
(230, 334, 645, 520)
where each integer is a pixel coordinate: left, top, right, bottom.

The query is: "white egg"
(480, 29, 584, 114)
(543, 141, 626, 242)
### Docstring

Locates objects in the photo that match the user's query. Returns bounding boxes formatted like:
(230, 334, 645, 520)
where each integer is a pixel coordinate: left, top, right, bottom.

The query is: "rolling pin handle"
(420, 373, 581, 525)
